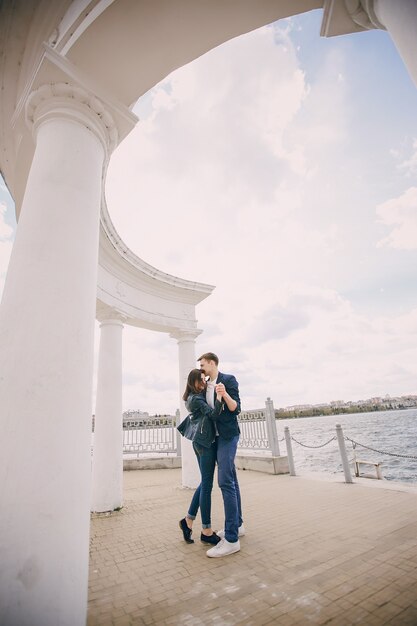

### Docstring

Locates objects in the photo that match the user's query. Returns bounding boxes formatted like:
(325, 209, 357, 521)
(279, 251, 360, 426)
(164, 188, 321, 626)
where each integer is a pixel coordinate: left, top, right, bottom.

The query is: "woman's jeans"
(217, 434, 243, 543)
(187, 441, 216, 528)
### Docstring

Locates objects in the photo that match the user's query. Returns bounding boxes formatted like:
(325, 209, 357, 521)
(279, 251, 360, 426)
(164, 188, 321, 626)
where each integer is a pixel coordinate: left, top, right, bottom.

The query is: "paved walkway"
(88, 469, 417, 625)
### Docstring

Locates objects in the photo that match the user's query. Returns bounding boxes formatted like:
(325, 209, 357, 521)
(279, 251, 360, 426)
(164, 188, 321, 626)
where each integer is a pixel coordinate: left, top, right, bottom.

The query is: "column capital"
(99, 318, 125, 329)
(97, 309, 127, 327)
(25, 82, 118, 157)
(169, 329, 202, 343)
(344, 0, 385, 30)
(321, 0, 386, 37)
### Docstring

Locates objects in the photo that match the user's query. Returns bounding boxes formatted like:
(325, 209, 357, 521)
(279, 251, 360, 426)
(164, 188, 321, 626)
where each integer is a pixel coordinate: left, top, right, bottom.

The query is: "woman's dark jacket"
(185, 393, 223, 448)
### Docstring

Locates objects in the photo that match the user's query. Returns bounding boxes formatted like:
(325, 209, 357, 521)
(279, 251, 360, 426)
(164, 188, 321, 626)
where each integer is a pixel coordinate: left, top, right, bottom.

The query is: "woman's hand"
(215, 383, 237, 412)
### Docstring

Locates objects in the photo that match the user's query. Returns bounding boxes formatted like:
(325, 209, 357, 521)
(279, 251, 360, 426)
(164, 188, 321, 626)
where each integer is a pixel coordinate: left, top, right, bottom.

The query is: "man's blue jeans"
(217, 434, 243, 543)
(187, 441, 216, 528)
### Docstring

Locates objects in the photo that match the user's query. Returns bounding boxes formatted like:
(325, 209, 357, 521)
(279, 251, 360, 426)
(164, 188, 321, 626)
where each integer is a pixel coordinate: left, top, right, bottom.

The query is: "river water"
(274, 408, 417, 483)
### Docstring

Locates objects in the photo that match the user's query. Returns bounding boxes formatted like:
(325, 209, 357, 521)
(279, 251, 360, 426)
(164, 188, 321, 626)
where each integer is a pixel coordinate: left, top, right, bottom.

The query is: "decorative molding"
(98, 316, 126, 327)
(42, 45, 138, 132)
(25, 82, 118, 155)
(56, 0, 115, 56)
(96, 287, 199, 333)
(48, 28, 59, 48)
(14, 44, 138, 148)
(321, 0, 385, 37)
(169, 330, 202, 343)
(344, 0, 386, 30)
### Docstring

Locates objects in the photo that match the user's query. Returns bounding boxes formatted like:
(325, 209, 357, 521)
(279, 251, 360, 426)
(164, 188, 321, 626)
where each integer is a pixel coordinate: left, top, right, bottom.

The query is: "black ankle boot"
(179, 518, 194, 544)
(200, 532, 221, 545)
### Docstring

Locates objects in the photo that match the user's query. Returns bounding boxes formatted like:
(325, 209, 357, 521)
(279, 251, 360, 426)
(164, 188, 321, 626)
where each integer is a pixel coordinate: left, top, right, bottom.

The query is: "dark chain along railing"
(284, 424, 417, 482)
(289, 435, 337, 449)
(287, 432, 417, 458)
(344, 436, 417, 460)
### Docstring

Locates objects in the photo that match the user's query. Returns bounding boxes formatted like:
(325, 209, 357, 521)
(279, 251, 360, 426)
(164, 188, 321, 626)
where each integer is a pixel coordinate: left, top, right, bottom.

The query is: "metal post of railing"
(175, 409, 181, 457)
(352, 442, 359, 477)
(284, 427, 296, 476)
(265, 398, 280, 456)
(336, 424, 353, 483)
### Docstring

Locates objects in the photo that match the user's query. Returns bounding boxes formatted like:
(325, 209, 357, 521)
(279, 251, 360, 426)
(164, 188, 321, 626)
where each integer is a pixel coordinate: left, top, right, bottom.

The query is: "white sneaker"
(206, 538, 240, 558)
(217, 524, 246, 540)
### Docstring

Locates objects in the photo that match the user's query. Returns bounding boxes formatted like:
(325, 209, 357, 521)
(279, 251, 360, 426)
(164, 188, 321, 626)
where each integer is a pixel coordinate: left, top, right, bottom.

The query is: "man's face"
(199, 358, 215, 378)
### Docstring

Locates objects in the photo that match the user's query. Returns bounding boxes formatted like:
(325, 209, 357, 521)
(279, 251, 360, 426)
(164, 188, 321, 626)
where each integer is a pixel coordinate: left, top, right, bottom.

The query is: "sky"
(1, 9, 417, 413)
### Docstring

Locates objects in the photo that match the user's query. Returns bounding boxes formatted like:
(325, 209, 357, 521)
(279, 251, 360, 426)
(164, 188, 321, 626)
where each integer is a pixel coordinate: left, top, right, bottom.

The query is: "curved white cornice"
(100, 194, 215, 300)
(97, 192, 215, 333)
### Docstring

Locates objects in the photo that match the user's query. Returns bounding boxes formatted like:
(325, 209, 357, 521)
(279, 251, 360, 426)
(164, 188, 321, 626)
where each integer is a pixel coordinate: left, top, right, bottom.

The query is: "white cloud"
(237, 284, 417, 408)
(376, 187, 417, 250)
(107, 23, 317, 283)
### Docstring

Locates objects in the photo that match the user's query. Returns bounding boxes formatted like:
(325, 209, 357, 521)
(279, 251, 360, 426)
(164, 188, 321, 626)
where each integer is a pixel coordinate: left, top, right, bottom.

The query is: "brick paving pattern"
(88, 469, 417, 625)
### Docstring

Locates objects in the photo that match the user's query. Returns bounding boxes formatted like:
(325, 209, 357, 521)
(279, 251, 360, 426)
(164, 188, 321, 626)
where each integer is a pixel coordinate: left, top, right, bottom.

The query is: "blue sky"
(1, 9, 417, 412)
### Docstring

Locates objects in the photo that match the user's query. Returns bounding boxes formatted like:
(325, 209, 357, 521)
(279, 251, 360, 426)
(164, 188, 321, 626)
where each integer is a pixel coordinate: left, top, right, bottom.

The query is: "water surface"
(275, 408, 417, 483)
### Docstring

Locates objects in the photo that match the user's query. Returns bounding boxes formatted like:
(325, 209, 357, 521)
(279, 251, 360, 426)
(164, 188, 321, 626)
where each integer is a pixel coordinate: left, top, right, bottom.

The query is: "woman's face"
(195, 374, 206, 393)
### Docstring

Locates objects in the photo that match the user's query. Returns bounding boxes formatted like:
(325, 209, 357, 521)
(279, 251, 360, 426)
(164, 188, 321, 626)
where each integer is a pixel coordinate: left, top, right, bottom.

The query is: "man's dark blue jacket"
(206, 371, 241, 440)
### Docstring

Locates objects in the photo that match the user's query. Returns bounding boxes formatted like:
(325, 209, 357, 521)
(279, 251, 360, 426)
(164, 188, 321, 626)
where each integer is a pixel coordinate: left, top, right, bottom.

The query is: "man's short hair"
(197, 352, 219, 366)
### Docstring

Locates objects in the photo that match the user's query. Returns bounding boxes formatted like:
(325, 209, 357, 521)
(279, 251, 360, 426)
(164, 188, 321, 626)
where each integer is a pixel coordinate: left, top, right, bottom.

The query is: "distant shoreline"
(275, 405, 417, 420)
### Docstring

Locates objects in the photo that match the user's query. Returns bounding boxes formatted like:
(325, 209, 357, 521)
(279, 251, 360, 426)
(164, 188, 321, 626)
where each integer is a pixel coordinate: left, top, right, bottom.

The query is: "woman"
(179, 368, 224, 545)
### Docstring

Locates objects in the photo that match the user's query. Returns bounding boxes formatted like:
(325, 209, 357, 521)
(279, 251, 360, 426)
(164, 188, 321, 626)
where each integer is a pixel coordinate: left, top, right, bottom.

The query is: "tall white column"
(91, 317, 124, 512)
(170, 330, 201, 488)
(0, 83, 117, 626)
(373, 0, 417, 87)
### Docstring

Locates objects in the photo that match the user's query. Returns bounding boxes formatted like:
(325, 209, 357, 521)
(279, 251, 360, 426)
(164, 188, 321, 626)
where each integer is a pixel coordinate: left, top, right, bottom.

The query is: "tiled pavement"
(88, 469, 417, 625)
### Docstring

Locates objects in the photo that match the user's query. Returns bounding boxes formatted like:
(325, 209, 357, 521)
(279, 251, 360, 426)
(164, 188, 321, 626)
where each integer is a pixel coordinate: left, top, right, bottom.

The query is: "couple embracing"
(178, 352, 245, 557)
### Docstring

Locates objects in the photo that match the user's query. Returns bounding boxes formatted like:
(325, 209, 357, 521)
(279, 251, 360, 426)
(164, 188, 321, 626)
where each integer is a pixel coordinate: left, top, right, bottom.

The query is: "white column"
(374, 0, 417, 88)
(0, 83, 117, 626)
(91, 317, 124, 512)
(170, 330, 201, 488)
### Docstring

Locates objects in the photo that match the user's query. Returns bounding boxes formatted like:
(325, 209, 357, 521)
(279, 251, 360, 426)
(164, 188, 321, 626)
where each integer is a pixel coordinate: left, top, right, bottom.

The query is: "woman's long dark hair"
(183, 368, 204, 401)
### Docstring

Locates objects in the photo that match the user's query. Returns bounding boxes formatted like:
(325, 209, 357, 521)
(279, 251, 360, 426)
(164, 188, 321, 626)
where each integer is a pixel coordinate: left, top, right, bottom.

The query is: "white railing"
(123, 414, 179, 456)
(121, 400, 280, 457)
(238, 410, 269, 451)
(238, 398, 280, 455)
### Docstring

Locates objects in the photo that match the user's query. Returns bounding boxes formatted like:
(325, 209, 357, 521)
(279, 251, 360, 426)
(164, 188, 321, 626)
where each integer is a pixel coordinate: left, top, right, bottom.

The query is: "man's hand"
(215, 383, 226, 398)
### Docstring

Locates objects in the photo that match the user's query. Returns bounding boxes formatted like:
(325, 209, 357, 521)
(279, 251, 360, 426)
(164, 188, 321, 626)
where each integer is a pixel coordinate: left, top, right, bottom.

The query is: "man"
(198, 352, 245, 557)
